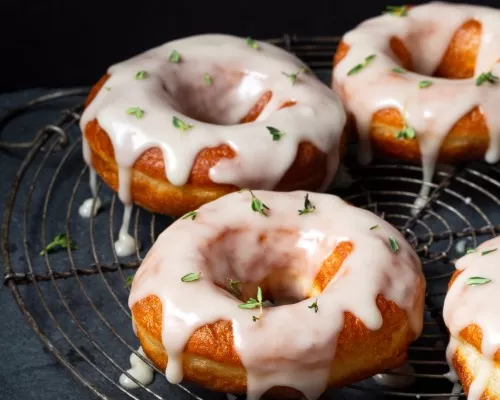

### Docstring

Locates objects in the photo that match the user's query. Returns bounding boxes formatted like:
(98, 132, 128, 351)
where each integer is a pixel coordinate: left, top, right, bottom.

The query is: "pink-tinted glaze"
(81, 34, 346, 205)
(129, 190, 425, 399)
(444, 236, 500, 400)
(333, 2, 500, 205)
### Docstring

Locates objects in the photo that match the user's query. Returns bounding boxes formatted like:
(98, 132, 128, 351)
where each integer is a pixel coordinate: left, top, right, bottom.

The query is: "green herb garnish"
(466, 276, 491, 286)
(267, 126, 284, 141)
(389, 236, 399, 253)
(308, 299, 319, 313)
(169, 50, 180, 63)
(481, 248, 497, 256)
(392, 67, 407, 74)
(40, 233, 77, 255)
(384, 5, 408, 16)
(172, 116, 194, 132)
(246, 37, 259, 49)
(396, 124, 416, 140)
(135, 70, 148, 80)
(126, 107, 145, 119)
(181, 210, 197, 220)
(125, 274, 134, 288)
(282, 66, 307, 85)
(476, 71, 498, 86)
(418, 80, 433, 89)
(181, 272, 201, 282)
(348, 54, 377, 76)
(298, 193, 316, 215)
(238, 286, 263, 321)
(370, 225, 379, 230)
(247, 190, 270, 216)
(204, 73, 212, 86)
(466, 248, 476, 254)
(104, 86, 111, 91)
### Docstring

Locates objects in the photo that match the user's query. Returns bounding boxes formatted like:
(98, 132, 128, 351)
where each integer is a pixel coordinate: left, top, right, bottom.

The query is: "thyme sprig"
(238, 286, 264, 322)
(347, 54, 376, 76)
(282, 66, 307, 85)
(298, 193, 316, 215)
(181, 272, 201, 282)
(40, 233, 77, 255)
(172, 116, 194, 131)
(384, 5, 408, 16)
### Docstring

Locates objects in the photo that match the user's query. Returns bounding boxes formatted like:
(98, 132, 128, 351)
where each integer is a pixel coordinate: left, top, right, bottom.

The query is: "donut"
(444, 237, 500, 400)
(80, 34, 346, 217)
(129, 190, 426, 399)
(332, 2, 500, 203)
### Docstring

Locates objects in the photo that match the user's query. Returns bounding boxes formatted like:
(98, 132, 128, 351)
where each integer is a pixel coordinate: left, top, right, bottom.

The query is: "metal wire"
(4, 34, 498, 399)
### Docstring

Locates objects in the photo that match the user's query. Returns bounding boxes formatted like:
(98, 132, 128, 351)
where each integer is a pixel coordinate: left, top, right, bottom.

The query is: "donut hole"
(200, 228, 352, 306)
(162, 65, 280, 125)
(389, 19, 482, 79)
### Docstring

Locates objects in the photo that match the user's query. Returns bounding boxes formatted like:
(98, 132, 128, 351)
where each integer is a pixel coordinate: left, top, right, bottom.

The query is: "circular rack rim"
(4, 34, 499, 399)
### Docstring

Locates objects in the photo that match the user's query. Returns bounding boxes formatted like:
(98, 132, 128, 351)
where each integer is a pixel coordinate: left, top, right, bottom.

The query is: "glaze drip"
(78, 168, 102, 218)
(333, 2, 500, 207)
(80, 34, 346, 205)
(443, 236, 500, 399)
(119, 347, 154, 389)
(129, 190, 425, 399)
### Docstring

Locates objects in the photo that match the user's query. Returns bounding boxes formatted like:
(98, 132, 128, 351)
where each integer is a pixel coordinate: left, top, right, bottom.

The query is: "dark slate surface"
(0, 89, 92, 399)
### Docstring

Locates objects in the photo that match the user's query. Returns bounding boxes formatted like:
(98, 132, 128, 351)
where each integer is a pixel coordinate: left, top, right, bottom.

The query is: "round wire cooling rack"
(2, 34, 499, 399)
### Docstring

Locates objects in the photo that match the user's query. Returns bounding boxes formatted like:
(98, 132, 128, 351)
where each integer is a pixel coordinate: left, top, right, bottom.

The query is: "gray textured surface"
(0, 89, 92, 399)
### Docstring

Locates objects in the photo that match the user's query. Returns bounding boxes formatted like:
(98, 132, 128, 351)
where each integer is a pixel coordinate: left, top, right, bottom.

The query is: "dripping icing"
(79, 168, 102, 218)
(119, 347, 154, 389)
(333, 2, 500, 208)
(128, 190, 425, 399)
(114, 204, 138, 257)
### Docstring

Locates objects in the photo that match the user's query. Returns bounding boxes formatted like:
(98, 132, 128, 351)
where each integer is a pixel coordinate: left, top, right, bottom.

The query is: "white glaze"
(79, 168, 102, 218)
(114, 204, 138, 257)
(119, 347, 154, 389)
(129, 190, 425, 399)
(333, 2, 500, 205)
(444, 236, 500, 399)
(373, 363, 416, 388)
(81, 34, 346, 206)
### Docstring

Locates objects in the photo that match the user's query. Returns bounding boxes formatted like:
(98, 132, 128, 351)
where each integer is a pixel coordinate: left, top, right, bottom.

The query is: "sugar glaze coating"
(81, 34, 345, 204)
(333, 2, 500, 205)
(129, 190, 425, 399)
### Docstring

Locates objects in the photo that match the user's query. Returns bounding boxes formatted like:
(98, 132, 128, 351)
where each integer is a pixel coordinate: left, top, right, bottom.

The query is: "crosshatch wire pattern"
(3, 35, 500, 399)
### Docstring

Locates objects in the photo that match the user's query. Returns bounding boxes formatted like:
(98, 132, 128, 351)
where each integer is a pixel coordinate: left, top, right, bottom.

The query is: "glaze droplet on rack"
(332, 2, 500, 210)
(119, 347, 154, 389)
(443, 236, 500, 400)
(78, 169, 102, 218)
(79, 34, 346, 253)
(129, 190, 425, 399)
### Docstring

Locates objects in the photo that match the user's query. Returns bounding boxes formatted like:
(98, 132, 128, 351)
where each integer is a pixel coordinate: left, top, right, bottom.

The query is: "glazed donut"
(129, 190, 426, 399)
(332, 2, 500, 202)
(444, 237, 500, 400)
(80, 34, 346, 217)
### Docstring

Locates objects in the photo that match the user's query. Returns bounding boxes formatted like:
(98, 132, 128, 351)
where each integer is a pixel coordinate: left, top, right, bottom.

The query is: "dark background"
(0, 0, 497, 92)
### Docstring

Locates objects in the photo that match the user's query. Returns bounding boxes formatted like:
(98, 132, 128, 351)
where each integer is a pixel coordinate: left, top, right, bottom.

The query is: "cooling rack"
(3, 34, 498, 399)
